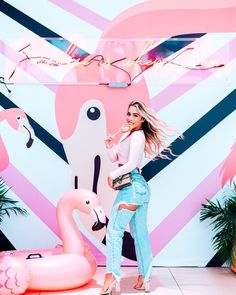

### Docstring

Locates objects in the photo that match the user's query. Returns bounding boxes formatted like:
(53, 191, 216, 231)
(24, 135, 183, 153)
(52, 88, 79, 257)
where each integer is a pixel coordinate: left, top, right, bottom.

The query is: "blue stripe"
(142, 89, 236, 181)
(1, 0, 60, 37)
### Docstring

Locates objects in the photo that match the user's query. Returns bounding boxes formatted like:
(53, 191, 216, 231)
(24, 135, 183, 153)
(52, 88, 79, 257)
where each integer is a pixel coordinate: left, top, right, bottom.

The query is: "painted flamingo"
(0, 108, 34, 171)
(0, 188, 106, 294)
(55, 0, 236, 259)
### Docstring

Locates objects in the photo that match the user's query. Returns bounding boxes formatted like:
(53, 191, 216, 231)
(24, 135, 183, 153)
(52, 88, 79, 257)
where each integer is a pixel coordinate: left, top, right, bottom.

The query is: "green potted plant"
(0, 177, 28, 223)
(200, 182, 236, 272)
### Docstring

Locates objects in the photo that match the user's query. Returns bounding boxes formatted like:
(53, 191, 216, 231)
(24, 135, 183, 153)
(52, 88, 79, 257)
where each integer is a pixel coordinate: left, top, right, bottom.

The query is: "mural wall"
(0, 0, 236, 267)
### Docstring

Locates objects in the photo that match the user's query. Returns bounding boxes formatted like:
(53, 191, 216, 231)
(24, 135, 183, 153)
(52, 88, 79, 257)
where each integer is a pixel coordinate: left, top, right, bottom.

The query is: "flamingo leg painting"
(0, 188, 106, 294)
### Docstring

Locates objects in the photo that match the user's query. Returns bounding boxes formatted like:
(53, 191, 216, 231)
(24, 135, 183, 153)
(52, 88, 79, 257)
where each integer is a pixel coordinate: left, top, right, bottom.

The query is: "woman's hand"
(104, 135, 114, 149)
(107, 176, 113, 188)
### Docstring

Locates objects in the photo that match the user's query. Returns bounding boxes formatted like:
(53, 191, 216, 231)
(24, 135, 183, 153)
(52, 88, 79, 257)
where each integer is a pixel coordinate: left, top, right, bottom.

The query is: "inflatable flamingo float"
(0, 188, 106, 294)
(0, 108, 34, 171)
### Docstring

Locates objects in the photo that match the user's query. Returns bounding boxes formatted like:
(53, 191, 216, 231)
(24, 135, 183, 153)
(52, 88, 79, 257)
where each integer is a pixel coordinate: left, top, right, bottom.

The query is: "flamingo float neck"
(56, 190, 86, 255)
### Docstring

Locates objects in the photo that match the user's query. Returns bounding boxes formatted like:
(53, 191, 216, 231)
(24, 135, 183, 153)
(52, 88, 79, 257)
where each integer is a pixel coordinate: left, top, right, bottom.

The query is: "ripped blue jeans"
(106, 169, 153, 282)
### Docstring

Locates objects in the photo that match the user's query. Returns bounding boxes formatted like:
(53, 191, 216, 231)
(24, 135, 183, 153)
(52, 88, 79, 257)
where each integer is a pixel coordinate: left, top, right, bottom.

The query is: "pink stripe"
(0, 41, 58, 92)
(150, 163, 222, 256)
(1, 164, 105, 263)
(49, 0, 109, 31)
(151, 38, 236, 111)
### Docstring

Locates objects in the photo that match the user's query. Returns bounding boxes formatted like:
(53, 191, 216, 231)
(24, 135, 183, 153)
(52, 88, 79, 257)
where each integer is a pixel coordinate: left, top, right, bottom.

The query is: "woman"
(100, 100, 177, 294)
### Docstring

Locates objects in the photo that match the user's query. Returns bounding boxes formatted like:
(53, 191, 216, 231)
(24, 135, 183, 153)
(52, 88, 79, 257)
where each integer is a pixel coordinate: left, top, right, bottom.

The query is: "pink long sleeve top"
(107, 130, 145, 179)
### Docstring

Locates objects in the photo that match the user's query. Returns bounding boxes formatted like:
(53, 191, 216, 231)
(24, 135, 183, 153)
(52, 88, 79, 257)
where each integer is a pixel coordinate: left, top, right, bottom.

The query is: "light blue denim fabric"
(106, 169, 153, 282)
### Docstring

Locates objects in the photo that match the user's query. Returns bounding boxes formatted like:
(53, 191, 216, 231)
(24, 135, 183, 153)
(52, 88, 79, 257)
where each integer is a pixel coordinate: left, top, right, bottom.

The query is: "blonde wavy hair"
(128, 100, 181, 160)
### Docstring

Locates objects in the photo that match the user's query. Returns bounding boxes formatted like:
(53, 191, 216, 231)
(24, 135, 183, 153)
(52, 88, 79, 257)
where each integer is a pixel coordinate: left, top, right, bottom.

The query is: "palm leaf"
(0, 177, 28, 223)
(200, 199, 224, 222)
(200, 183, 236, 265)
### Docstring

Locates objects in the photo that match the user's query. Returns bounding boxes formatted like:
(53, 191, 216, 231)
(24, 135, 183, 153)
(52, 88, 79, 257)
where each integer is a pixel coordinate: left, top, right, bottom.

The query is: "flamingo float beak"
(91, 206, 106, 231)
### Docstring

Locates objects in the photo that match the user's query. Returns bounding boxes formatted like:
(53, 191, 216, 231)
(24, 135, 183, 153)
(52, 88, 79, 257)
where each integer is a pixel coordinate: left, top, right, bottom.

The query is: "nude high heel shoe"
(99, 279, 120, 294)
(134, 280, 150, 293)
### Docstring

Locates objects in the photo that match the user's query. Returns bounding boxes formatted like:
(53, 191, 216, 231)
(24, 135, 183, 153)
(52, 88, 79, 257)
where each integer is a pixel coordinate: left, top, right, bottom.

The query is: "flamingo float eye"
(87, 107, 100, 120)
(16, 116, 21, 120)
(85, 200, 90, 205)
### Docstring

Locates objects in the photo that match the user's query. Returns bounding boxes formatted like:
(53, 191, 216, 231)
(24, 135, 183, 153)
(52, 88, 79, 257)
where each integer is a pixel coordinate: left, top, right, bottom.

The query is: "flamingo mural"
(0, 188, 106, 294)
(0, 108, 34, 172)
(54, 0, 236, 260)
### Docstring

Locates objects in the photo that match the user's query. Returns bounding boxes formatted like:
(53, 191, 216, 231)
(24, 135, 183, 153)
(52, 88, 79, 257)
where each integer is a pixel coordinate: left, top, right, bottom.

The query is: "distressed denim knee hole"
(116, 208, 135, 230)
